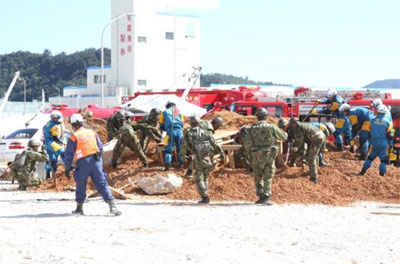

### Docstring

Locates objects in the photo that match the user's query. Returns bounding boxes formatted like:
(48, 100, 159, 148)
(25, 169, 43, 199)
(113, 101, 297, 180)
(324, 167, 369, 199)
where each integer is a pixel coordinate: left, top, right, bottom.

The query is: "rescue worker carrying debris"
(344, 104, 374, 160)
(246, 108, 287, 204)
(311, 122, 335, 166)
(111, 112, 148, 169)
(159, 101, 184, 171)
(106, 110, 128, 142)
(43, 110, 65, 178)
(184, 116, 224, 177)
(334, 104, 352, 151)
(180, 117, 225, 204)
(133, 108, 161, 152)
(279, 117, 326, 183)
(312, 88, 344, 116)
(11, 139, 49, 191)
(64, 114, 122, 216)
(358, 105, 393, 177)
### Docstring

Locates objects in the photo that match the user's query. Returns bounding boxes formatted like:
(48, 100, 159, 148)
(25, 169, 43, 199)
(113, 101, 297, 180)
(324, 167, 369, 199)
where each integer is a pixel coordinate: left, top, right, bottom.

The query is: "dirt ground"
(36, 111, 399, 206)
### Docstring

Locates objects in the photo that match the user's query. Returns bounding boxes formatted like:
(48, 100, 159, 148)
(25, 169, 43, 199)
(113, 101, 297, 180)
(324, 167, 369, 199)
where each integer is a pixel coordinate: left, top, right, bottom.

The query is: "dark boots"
(336, 144, 344, 151)
(198, 196, 210, 204)
(185, 169, 193, 178)
(319, 160, 327, 166)
(164, 163, 170, 171)
(111, 162, 118, 169)
(310, 178, 318, 184)
(255, 194, 273, 205)
(72, 202, 84, 215)
(358, 153, 367, 161)
(358, 168, 367, 176)
(107, 200, 122, 216)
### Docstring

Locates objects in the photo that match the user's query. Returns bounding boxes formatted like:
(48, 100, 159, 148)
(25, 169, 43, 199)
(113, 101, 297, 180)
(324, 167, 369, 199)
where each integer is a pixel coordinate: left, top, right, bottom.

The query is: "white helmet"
(376, 104, 387, 114)
(371, 98, 382, 107)
(325, 123, 335, 134)
(326, 88, 337, 98)
(70, 113, 84, 125)
(339, 103, 350, 112)
(50, 110, 63, 121)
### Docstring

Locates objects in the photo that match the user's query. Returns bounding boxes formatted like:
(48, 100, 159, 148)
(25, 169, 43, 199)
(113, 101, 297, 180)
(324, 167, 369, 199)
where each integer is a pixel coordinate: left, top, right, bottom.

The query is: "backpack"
(193, 127, 211, 157)
(13, 151, 28, 170)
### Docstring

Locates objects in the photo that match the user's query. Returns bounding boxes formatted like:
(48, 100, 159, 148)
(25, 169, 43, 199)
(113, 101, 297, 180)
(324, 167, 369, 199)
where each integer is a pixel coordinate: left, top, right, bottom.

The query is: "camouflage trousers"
(306, 133, 325, 180)
(193, 157, 212, 197)
(112, 134, 148, 165)
(14, 172, 42, 189)
(251, 147, 278, 197)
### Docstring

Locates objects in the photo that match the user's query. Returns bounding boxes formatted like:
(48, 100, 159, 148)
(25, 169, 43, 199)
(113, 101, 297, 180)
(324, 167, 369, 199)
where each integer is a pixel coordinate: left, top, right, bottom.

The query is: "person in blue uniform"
(159, 101, 184, 171)
(358, 105, 393, 177)
(334, 104, 352, 151)
(345, 106, 374, 160)
(313, 88, 344, 117)
(64, 114, 121, 216)
(43, 110, 65, 178)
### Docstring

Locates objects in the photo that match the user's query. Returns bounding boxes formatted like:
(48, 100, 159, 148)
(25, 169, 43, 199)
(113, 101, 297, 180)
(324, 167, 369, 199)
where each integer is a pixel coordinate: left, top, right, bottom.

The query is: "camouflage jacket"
(181, 126, 223, 160)
(106, 115, 124, 140)
(133, 115, 161, 138)
(246, 121, 288, 152)
(12, 148, 49, 179)
(199, 120, 214, 136)
(117, 123, 139, 142)
(290, 122, 325, 149)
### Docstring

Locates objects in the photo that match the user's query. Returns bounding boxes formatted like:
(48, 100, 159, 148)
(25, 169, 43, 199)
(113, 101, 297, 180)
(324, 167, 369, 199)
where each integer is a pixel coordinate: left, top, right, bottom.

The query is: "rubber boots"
(185, 168, 193, 178)
(72, 202, 84, 215)
(336, 143, 344, 151)
(107, 200, 122, 216)
(198, 196, 210, 204)
(358, 168, 367, 176)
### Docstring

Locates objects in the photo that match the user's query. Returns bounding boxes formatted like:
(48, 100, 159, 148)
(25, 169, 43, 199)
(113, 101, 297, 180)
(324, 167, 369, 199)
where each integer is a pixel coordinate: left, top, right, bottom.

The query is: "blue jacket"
(348, 107, 374, 132)
(370, 114, 392, 147)
(319, 95, 344, 115)
(159, 107, 184, 132)
(334, 113, 352, 138)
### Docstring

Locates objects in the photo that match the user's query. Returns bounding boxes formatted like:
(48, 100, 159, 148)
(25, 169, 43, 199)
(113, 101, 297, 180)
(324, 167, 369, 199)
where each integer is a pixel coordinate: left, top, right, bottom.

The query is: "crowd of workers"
(8, 88, 395, 213)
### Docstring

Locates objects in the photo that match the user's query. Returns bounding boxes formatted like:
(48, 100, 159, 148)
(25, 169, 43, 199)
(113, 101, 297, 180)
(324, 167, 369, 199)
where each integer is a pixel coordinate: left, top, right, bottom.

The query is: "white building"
(50, 0, 200, 107)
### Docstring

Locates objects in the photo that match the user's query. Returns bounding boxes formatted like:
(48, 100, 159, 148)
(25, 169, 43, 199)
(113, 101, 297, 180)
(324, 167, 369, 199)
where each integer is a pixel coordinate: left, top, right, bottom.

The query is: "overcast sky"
(1, 0, 399, 87)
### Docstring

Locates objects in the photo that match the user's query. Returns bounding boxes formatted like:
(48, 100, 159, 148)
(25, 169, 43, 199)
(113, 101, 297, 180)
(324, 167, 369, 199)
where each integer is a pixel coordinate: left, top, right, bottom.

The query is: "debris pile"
(36, 111, 399, 206)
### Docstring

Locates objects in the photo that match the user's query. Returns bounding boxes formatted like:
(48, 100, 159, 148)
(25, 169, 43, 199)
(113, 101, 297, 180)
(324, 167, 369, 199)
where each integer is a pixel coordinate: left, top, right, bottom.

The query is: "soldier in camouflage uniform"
(279, 117, 326, 183)
(234, 125, 251, 170)
(106, 110, 127, 142)
(246, 108, 287, 204)
(11, 139, 49, 191)
(181, 118, 225, 204)
(133, 108, 161, 152)
(184, 116, 224, 178)
(111, 114, 148, 169)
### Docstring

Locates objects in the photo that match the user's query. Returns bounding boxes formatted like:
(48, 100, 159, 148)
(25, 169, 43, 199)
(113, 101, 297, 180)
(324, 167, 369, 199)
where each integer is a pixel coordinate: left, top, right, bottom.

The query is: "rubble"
(35, 111, 399, 206)
(137, 173, 183, 195)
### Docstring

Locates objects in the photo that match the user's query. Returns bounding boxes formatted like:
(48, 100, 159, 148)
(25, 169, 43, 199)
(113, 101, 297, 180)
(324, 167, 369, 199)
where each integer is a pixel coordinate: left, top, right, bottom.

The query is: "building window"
(138, 36, 147, 43)
(138, 79, 147, 86)
(165, 32, 174, 40)
(94, 75, 106, 84)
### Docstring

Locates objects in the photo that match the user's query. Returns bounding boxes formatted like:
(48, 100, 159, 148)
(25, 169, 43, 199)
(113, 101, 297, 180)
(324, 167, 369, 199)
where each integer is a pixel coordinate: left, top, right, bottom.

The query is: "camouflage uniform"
(287, 126, 307, 165)
(181, 126, 224, 198)
(111, 123, 148, 167)
(291, 122, 326, 181)
(133, 115, 161, 151)
(106, 114, 124, 142)
(11, 148, 49, 190)
(234, 125, 251, 169)
(246, 121, 287, 197)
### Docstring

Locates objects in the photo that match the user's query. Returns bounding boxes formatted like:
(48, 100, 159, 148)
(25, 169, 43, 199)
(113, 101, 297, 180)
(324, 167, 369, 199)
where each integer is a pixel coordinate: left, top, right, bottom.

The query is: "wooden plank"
(109, 186, 130, 200)
(221, 145, 242, 151)
(371, 212, 400, 216)
(228, 149, 235, 168)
